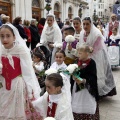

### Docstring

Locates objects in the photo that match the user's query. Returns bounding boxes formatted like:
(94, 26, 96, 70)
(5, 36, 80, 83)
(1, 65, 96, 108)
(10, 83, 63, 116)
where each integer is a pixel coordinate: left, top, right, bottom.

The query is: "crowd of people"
(0, 13, 119, 120)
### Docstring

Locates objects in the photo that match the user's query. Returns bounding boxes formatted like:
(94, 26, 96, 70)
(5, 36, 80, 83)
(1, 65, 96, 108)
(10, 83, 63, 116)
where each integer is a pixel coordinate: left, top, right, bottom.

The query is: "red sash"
(47, 96, 57, 117)
(1, 56, 22, 90)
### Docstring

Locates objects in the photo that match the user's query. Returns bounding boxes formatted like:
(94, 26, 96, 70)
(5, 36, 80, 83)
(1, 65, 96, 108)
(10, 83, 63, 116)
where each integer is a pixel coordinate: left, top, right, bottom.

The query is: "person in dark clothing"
(14, 17, 28, 40)
(29, 19, 40, 50)
(57, 18, 64, 29)
(72, 44, 99, 120)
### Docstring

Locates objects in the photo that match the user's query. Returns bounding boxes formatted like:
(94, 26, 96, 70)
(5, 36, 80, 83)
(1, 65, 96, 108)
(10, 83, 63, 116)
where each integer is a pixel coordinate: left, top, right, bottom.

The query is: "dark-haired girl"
(32, 73, 74, 120)
(0, 24, 41, 119)
(50, 50, 67, 71)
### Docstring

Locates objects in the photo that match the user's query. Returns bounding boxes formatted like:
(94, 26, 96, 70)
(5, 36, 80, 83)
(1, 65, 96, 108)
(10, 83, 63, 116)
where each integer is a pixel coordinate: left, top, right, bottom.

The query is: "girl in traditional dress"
(0, 23, 41, 119)
(105, 27, 120, 68)
(62, 27, 78, 65)
(40, 14, 62, 64)
(72, 44, 99, 120)
(32, 73, 74, 120)
(71, 17, 117, 98)
(50, 50, 67, 71)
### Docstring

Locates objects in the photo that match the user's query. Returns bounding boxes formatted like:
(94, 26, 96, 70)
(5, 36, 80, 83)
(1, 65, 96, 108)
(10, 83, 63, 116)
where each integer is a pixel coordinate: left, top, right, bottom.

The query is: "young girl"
(33, 52, 44, 74)
(32, 73, 74, 120)
(106, 27, 120, 68)
(0, 23, 41, 119)
(33, 51, 45, 89)
(72, 44, 99, 120)
(50, 50, 71, 102)
(50, 50, 67, 71)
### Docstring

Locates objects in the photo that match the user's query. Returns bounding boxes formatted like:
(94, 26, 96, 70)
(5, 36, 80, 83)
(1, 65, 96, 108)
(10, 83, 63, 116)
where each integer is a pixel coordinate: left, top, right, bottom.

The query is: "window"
(32, 0, 40, 7)
(54, 3, 60, 19)
(68, 7, 73, 19)
(32, 0, 41, 21)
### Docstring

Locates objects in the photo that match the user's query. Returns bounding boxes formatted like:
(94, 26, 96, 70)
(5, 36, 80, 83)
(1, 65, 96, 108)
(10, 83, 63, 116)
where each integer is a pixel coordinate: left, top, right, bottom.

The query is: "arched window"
(32, 0, 41, 21)
(54, 3, 60, 19)
(32, 0, 40, 7)
(0, 0, 12, 21)
(68, 7, 73, 19)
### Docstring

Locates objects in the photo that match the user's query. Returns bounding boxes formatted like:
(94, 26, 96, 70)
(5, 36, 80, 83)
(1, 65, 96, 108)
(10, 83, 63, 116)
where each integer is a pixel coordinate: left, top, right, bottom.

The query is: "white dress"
(108, 35, 120, 66)
(50, 62, 71, 102)
(32, 92, 74, 120)
(0, 43, 41, 120)
(50, 62, 67, 71)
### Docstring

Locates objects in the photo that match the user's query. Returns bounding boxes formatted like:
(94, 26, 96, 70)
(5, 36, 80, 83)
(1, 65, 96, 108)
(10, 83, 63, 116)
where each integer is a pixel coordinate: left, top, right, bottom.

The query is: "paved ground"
(99, 67, 120, 120)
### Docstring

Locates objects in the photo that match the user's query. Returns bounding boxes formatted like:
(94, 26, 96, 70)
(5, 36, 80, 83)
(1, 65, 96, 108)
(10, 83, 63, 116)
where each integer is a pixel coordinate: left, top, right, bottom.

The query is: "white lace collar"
(49, 93, 62, 104)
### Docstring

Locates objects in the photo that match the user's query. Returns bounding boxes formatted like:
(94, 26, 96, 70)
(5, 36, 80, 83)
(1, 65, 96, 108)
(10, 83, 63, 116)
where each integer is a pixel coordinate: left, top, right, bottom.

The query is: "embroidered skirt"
(73, 104, 99, 120)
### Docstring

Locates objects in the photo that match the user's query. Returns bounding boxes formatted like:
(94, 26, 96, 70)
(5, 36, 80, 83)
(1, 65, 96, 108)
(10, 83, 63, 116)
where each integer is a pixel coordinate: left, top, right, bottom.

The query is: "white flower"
(44, 117, 56, 120)
(66, 64, 78, 74)
(0, 63, 3, 69)
(45, 68, 58, 75)
(55, 43, 62, 48)
(65, 35, 75, 43)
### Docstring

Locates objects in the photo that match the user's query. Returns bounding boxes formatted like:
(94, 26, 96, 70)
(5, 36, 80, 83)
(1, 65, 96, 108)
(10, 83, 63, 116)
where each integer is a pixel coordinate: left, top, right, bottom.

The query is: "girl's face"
(45, 80, 61, 95)
(0, 28, 15, 49)
(33, 55, 40, 63)
(83, 20, 91, 33)
(78, 50, 89, 61)
(55, 52, 65, 65)
(73, 20, 81, 31)
(47, 17, 54, 27)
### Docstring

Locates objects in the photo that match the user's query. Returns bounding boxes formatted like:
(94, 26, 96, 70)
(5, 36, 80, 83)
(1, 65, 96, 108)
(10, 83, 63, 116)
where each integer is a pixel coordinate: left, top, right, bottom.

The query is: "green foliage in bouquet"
(38, 70, 45, 77)
(58, 66, 83, 81)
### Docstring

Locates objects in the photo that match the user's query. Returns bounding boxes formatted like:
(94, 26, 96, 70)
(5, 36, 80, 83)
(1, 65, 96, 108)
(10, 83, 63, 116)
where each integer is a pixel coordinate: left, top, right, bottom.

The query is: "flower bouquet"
(45, 68, 58, 76)
(59, 64, 83, 81)
(65, 35, 75, 43)
(65, 35, 75, 53)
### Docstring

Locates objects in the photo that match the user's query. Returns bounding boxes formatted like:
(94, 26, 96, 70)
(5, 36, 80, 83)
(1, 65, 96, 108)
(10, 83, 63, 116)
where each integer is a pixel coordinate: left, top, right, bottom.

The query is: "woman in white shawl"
(40, 14, 62, 64)
(72, 17, 117, 97)
(0, 23, 41, 119)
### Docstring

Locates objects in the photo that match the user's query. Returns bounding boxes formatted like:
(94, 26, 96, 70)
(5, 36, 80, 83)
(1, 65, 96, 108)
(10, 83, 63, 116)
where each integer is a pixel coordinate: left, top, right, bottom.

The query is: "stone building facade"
(0, 0, 88, 22)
